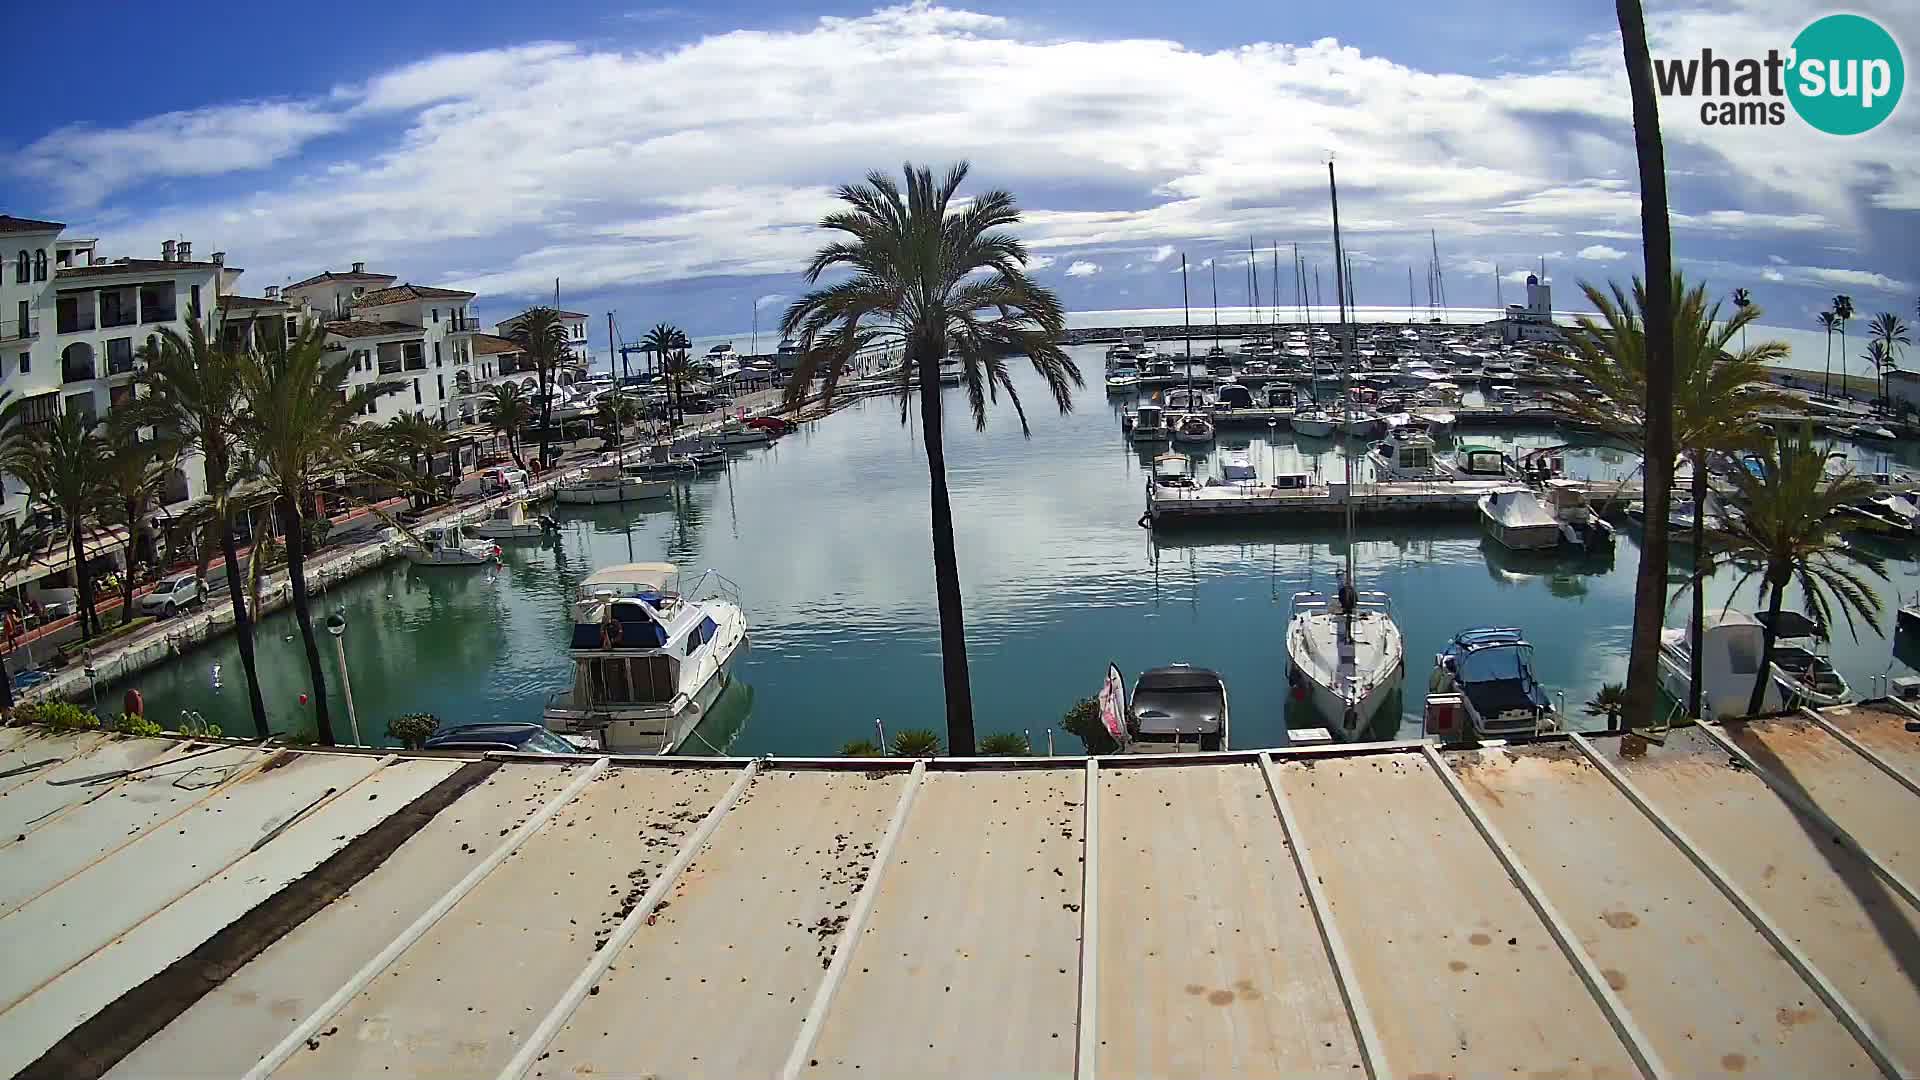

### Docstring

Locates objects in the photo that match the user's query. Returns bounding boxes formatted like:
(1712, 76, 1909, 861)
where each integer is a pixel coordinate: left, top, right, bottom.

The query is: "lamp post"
(325, 607, 362, 747)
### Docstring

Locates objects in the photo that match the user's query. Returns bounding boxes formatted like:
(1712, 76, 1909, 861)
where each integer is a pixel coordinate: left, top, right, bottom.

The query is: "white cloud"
(1577, 244, 1628, 262)
(1066, 260, 1101, 277)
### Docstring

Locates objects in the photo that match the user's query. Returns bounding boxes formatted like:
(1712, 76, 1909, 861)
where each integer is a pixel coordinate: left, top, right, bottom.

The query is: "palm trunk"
(218, 512, 271, 738)
(1747, 577, 1785, 716)
(918, 346, 975, 756)
(1617, 0, 1678, 734)
(1686, 458, 1707, 718)
(281, 494, 335, 745)
(69, 527, 97, 640)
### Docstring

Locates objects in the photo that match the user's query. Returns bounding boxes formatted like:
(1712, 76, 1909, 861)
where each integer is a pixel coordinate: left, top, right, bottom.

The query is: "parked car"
(421, 722, 585, 754)
(138, 572, 204, 617)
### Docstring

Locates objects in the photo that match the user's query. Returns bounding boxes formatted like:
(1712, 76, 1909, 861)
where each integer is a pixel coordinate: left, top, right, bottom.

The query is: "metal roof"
(4, 705, 1920, 1078)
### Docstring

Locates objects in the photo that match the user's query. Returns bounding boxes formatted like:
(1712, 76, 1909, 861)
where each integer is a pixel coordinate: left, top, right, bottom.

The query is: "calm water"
(119, 343, 1920, 752)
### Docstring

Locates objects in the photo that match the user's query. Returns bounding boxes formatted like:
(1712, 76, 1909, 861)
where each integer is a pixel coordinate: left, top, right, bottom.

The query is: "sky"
(2, 0, 1915, 367)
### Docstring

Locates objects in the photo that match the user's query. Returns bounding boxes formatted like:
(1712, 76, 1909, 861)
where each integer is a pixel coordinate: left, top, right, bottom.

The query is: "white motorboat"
(1131, 403, 1170, 443)
(402, 525, 500, 566)
(472, 498, 559, 540)
(1753, 610, 1854, 707)
(1171, 412, 1215, 445)
(1367, 428, 1451, 481)
(1478, 488, 1563, 551)
(1291, 408, 1335, 437)
(556, 464, 672, 505)
(544, 563, 749, 755)
(1426, 627, 1560, 741)
(1658, 610, 1787, 720)
(1122, 664, 1230, 753)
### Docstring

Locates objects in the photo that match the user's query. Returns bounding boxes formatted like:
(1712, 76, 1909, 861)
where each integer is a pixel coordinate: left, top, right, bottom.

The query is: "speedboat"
(402, 525, 500, 566)
(1478, 488, 1563, 551)
(472, 498, 559, 540)
(1131, 403, 1170, 443)
(1658, 610, 1788, 719)
(1367, 428, 1451, 481)
(1291, 407, 1335, 438)
(1753, 610, 1854, 707)
(1171, 412, 1215, 445)
(556, 463, 673, 505)
(543, 562, 748, 754)
(1286, 577, 1405, 742)
(1123, 664, 1230, 752)
(1426, 627, 1560, 741)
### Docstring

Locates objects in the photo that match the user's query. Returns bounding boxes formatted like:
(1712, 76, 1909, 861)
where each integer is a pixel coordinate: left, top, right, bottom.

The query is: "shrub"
(889, 728, 941, 757)
(978, 732, 1031, 756)
(115, 713, 164, 737)
(838, 738, 881, 757)
(388, 711, 439, 750)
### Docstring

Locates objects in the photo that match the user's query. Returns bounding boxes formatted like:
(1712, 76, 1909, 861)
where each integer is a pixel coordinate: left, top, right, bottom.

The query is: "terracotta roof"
(0, 215, 65, 235)
(470, 333, 521, 356)
(287, 269, 397, 290)
(356, 283, 477, 305)
(55, 259, 221, 280)
(324, 319, 425, 339)
(218, 295, 288, 311)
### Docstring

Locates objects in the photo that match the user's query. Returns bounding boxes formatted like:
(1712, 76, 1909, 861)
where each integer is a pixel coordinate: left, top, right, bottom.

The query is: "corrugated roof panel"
(1275, 752, 1641, 1078)
(807, 769, 1083, 1078)
(0, 736, 182, 839)
(538, 768, 908, 1078)
(271, 765, 734, 1077)
(0, 751, 385, 1014)
(1448, 742, 1876, 1075)
(1601, 727, 1920, 1072)
(0, 743, 274, 917)
(0, 757, 462, 1077)
(1096, 761, 1362, 1075)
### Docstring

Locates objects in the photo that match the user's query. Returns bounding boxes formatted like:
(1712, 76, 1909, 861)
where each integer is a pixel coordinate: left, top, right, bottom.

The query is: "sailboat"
(1285, 160, 1407, 742)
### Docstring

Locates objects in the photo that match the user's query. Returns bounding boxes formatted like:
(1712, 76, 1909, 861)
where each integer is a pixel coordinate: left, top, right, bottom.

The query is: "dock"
(5, 704, 1919, 1077)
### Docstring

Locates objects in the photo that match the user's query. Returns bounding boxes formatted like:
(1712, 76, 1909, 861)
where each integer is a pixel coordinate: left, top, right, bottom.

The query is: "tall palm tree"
(781, 162, 1081, 755)
(479, 383, 531, 467)
(1817, 311, 1838, 397)
(136, 321, 270, 736)
(1551, 273, 1788, 718)
(1731, 287, 1751, 351)
(0, 409, 106, 639)
(1833, 294, 1855, 396)
(509, 308, 569, 470)
(95, 408, 177, 625)
(1869, 312, 1909, 403)
(1613, 0, 1679, 735)
(1712, 424, 1884, 715)
(235, 321, 403, 745)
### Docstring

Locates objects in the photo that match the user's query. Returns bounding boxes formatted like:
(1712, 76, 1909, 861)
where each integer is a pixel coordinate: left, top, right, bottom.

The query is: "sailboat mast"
(1328, 159, 1355, 588)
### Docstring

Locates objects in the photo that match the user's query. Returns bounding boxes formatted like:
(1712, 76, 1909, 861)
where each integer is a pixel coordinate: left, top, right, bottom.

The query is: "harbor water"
(116, 343, 1920, 752)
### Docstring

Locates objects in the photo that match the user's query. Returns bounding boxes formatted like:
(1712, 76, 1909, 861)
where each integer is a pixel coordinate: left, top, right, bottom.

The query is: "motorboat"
(544, 563, 748, 754)
(1367, 428, 1451, 481)
(402, 525, 501, 566)
(1287, 578, 1405, 742)
(1151, 451, 1199, 491)
(471, 498, 559, 540)
(556, 464, 673, 505)
(1131, 403, 1170, 443)
(1753, 609, 1853, 707)
(1658, 610, 1787, 720)
(1171, 412, 1216, 445)
(1123, 664, 1230, 752)
(1218, 449, 1259, 486)
(1478, 488, 1563, 551)
(1291, 407, 1335, 438)
(1105, 365, 1140, 392)
(1426, 628, 1560, 741)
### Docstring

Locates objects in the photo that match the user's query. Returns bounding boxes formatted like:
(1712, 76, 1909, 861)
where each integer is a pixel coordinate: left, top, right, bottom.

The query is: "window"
(33, 251, 46, 282)
(413, 379, 422, 406)
(13, 251, 26, 283)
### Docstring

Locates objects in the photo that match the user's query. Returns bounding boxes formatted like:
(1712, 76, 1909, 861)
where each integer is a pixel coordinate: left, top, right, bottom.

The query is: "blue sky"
(2, 0, 1915, 364)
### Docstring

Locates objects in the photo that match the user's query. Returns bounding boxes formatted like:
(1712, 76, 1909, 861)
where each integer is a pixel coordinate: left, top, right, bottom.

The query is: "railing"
(0, 316, 37, 341)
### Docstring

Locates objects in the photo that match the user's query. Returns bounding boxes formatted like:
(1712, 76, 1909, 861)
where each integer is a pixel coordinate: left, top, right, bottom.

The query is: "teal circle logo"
(1788, 14, 1904, 135)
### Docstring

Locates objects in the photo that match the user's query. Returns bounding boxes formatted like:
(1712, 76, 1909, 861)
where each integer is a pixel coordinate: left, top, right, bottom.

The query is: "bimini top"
(578, 562, 679, 598)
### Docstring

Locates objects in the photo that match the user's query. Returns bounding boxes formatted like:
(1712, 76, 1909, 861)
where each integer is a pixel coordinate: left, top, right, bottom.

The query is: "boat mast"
(1329, 159, 1356, 600)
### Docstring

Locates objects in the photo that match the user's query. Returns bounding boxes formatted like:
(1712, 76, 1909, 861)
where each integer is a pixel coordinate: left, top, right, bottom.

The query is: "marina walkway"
(1, 705, 1917, 1077)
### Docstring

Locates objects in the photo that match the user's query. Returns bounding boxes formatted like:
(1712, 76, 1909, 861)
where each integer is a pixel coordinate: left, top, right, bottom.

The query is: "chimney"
(177, 240, 192, 262)
(351, 261, 365, 274)
(161, 240, 176, 261)
(265, 285, 280, 301)
(211, 251, 225, 268)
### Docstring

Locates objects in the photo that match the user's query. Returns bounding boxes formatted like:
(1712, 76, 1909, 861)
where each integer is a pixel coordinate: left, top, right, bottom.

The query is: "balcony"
(0, 316, 37, 342)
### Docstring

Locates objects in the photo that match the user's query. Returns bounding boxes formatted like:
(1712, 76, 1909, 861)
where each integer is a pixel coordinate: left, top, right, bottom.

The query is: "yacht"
(402, 525, 501, 566)
(472, 498, 559, 540)
(556, 463, 673, 505)
(544, 563, 748, 754)
(1754, 610, 1853, 707)
(1171, 411, 1216, 445)
(1478, 488, 1564, 550)
(1426, 628, 1560, 741)
(1658, 611, 1787, 720)
(1123, 664, 1230, 752)
(1131, 403, 1170, 443)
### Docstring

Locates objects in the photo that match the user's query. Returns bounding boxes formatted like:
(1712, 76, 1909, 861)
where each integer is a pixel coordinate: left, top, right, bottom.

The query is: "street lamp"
(325, 607, 362, 747)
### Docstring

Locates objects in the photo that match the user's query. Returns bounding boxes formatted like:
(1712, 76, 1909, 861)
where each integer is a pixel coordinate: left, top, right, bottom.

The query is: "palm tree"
(1833, 294, 1855, 396)
(95, 409, 177, 625)
(479, 383, 531, 467)
(1869, 312, 1909, 403)
(234, 321, 403, 744)
(1731, 287, 1751, 351)
(0, 409, 106, 639)
(1551, 273, 1788, 718)
(136, 321, 270, 737)
(782, 162, 1081, 755)
(509, 308, 569, 469)
(1712, 424, 1884, 715)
